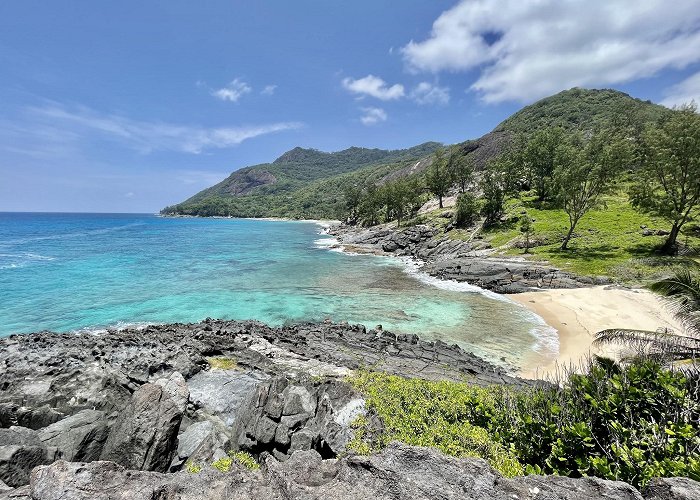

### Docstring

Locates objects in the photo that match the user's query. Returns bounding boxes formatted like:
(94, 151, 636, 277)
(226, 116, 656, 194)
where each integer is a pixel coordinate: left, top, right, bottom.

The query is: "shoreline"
(512, 286, 682, 379)
(322, 223, 682, 378)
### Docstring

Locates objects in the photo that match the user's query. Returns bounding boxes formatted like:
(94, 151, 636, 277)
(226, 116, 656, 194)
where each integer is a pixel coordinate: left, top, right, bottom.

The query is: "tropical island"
(2, 87, 698, 499)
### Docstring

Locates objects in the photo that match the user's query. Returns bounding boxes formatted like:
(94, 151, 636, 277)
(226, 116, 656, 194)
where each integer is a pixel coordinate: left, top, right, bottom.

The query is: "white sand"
(512, 286, 682, 379)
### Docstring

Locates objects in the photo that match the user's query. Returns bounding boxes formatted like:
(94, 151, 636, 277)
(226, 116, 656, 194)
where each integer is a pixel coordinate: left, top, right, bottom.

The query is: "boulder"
(644, 477, 700, 499)
(38, 410, 108, 462)
(0, 427, 58, 488)
(24, 443, 667, 499)
(100, 372, 188, 472)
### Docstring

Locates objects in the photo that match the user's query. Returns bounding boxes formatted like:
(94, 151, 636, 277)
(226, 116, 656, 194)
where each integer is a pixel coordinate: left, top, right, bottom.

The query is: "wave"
(316, 238, 560, 356)
(71, 321, 158, 335)
(0, 252, 56, 270)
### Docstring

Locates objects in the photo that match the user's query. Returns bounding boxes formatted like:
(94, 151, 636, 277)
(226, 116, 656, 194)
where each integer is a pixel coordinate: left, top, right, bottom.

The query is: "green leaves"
(350, 359, 700, 488)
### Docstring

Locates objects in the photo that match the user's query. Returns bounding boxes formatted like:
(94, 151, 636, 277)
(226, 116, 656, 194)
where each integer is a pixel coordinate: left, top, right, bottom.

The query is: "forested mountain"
(162, 88, 670, 219)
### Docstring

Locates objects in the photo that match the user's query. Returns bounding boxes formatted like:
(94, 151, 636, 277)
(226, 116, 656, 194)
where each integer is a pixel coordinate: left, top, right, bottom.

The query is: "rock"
(100, 372, 188, 472)
(171, 419, 231, 470)
(0, 427, 58, 488)
(187, 369, 267, 426)
(644, 477, 700, 499)
(0, 404, 64, 431)
(25, 443, 659, 499)
(38, 410, 108, 462)
(642, 229, 654, 236)
(282, 386, 316, 416)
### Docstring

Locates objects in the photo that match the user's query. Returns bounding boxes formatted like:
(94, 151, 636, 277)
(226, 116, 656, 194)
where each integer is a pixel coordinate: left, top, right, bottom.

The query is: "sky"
(1, 1, 700, 213)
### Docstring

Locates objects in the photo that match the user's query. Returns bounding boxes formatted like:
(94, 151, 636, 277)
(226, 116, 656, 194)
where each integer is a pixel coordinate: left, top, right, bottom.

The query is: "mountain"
(162, 88, 669, 219)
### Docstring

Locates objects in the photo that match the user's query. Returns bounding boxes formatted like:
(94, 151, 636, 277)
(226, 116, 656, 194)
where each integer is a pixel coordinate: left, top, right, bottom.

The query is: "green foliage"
(522, 128, 565, 201)
(185, 461, 202, 473)
(629, 103, 700, 253)
(553, 129, 632, 249)
(350, 371, 524, 477)
(519, 214, 534, 253)
(350, 359, 700, 488)
(229, 450, 260, 470)
(448, 149, 475, 193)
(211, 456, 233, 472)
(425, 149, 452, 209)
(480, 161, 506, 226)
(455, 192, 480, 228)
(497, 88, 670, 135)
(207, 357, 238, 370)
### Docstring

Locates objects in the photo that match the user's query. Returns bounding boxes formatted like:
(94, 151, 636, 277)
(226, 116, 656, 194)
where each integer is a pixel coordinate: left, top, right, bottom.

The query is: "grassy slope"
(439, 187, 699, 280)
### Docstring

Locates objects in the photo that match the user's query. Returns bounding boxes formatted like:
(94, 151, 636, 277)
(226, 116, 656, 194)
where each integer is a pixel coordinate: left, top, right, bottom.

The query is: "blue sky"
(1, 1, 699, 212)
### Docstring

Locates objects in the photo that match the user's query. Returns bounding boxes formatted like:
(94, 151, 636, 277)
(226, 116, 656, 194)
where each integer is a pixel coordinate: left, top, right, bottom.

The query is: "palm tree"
(594, 269, 700, 361)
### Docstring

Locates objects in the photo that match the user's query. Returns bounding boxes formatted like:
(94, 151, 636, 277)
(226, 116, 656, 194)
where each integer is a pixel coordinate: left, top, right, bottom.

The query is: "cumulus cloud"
(661, 71, 700, 108)
(342, 75, 405, 100)
(360, 107, 387, 125)
(402, 0, 700, 103)
(25, 104, 303, 154)
(261, 84, 277, 96)
(410, 82, 450, 105)
(211, 78, 252, 102)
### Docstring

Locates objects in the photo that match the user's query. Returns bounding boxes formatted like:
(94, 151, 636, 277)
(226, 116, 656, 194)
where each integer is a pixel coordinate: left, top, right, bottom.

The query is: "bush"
(455, 193, 480, 227)
(349, 359, 700, 488)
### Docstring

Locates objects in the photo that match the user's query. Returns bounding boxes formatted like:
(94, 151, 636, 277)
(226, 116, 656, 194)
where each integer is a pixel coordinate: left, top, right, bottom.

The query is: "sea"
(0, 213, 557, 370)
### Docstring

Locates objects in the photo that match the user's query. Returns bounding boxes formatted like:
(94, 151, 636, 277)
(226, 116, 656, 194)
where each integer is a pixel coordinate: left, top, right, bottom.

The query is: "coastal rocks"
(38, 410, 108, 462)
(644, 477, 700, 499)
(0, 427, 58, 488)
(16, 443, 677, 500)
(234, 377, 361, 461)
(99, 372, 188, 472)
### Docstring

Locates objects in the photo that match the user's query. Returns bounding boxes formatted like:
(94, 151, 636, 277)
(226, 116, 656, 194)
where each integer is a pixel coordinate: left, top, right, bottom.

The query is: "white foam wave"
(71, 321, 158, 335)
(0, 252, 56, 270)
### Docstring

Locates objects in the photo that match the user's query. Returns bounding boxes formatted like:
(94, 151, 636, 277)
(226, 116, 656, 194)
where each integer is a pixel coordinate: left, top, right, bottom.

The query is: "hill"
(162, 88, 669, 219)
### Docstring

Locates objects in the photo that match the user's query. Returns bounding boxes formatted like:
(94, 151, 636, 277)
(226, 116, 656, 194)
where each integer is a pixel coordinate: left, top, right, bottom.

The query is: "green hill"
(162, 88, 669, 219)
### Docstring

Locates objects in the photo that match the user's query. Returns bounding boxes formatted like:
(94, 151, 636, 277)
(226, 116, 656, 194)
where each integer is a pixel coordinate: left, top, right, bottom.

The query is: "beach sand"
(512, 286, 682, 379)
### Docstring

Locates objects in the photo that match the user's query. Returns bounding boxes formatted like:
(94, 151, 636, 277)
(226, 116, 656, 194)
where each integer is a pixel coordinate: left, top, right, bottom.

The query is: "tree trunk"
(438, 195, 443, 209)
(661, 223, 681, 255)
(561, 225, 576, 250)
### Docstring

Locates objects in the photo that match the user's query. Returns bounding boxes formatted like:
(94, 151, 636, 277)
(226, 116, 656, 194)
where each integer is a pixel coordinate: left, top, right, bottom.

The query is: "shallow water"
(0, 213, 557, 369)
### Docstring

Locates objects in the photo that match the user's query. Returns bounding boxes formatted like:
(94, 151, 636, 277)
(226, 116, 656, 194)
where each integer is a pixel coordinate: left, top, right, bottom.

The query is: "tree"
(519, 214, 534, 253)
(595, 269, 700, 361)
(344, 184, 362, 223)
(448, 150, 474, 193)
(426, 149, 452, 208)
(554, 130, 630, 250)
(629, 103, 700, 254)
(522, 128, 564, 201)
(480, 162, 506, 226)
(388, 177, 422, 227)
(455, 192, 479, 227)
(358, 184, 381, 227)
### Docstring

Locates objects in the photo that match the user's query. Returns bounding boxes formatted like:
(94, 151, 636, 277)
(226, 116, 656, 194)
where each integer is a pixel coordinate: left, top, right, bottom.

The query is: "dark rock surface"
(99, 372, 188, 472)
(644, 477, 700, 499)
(9, 443, 689, 500)
(0, 428, 57, 488)
(329, 223, 609, 293)
(38, 410, 107, 462)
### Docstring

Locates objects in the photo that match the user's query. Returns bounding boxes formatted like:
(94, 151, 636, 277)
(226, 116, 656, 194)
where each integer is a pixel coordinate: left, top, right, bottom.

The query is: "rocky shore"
(1, 320, 697, 499)
(328, 223, 610, 293)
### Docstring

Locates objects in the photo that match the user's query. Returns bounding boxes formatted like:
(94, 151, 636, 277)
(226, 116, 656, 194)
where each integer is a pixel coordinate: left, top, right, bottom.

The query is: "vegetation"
(350, 359, 700, 488)
(595, 269, 700, 360)
(425, 149, 451, 209)
(629, 103, 700, 254)
(207, 357, 238, 370)
(455, 192, 479, 228)
(519, 214, 534, 253)
(185, 461, 202, 473)
(211, 450, 260, 472)
(553, 129, 631, 249)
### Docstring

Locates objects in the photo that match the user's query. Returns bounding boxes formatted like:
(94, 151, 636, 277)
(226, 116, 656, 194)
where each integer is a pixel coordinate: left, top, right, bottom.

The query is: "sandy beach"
(513, 286, 683, 379)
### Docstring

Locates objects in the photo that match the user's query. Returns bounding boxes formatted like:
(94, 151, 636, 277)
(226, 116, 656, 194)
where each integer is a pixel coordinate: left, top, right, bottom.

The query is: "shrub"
(229, 450, 260, 470)
(349, 359, 700, 488)
(455, 192, 480, 227)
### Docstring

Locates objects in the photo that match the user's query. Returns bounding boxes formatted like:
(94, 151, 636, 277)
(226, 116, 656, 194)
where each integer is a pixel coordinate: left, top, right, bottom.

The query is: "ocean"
(0, 213, 557, 369)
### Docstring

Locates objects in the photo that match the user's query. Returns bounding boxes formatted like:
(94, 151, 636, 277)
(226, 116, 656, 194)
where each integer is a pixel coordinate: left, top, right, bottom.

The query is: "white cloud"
(342, 75, 405, 101)
(401, 0, 700, 103)
(360, 107, 388, 125)
(661, 71, 700, 108)
(261, 85, 277, 96)
(410, 82, 450, 105)
(211, 78, 252, 102)
(24, 104, 303, 154)
(125, 191, 135, 198)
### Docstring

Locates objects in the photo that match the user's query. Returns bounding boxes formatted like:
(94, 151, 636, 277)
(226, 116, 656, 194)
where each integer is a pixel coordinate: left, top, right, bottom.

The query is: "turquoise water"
(0, 213, 556, 368)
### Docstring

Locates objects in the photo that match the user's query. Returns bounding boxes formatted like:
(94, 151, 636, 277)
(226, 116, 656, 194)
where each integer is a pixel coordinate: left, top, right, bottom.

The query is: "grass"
(211, 450, 260, 472)
(207, 356, 238, 370)
(481, 191, 700, 279)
